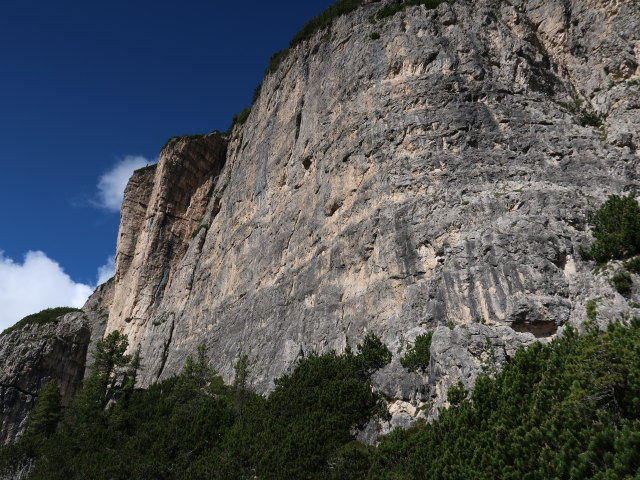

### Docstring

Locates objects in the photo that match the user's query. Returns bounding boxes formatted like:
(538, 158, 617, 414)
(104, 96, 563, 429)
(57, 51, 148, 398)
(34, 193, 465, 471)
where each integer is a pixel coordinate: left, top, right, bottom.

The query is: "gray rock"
(99, 0, 639, 417)
(0, 282, 111, 446)
(0, 459, 32, 480)
(372, 360, 428, 403)
(426, 323, 538, 419)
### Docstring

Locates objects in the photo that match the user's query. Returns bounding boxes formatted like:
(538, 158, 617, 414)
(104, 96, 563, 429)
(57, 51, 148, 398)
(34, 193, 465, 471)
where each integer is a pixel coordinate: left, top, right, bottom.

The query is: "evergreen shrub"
(582, 194, 640, 262)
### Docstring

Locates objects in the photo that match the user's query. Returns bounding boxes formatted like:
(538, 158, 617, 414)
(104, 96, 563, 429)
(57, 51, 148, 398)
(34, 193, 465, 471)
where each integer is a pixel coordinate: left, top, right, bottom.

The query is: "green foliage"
(10, 323, 640, 479)
(0, 437, 38, 477)
(480, 337, 498, 377)
(266, 48, 291, 75)
(264, 0, 385, 75)
(399, 332, 433, 373)
(246, 0, 450, 118)
(446, 380, 467, 406)
(132, 163, 157, 174)
(1, 307, 81, 336)
(579, 110, 603, 128)
(289, 0, 367, 48)
(331, 321, 640, 480)
(612, 271, 633, 295)
(160, 134, 206, 152)
(191, 223, 208, 238)
(180, 344, 223, 393)
(6, 325, 640, 479)
(252, 80, 263, 104)
(355, 332, 392, 377)
(92, 331, 130, 377)
(11, 335, 391, 480)
(586, 299, 598, 320)
(374, 0, 448, 20)
(564, 324, 631, 412)
(559, 98, 584, 113)
(1, 333, 138, 476)
(624, 255, 640, 273)
(26, 379, 62, 439)
(232, 353, 251, 429)
(233, 107, 251, 125)
(228, 107, 252, 132)
(0, 380, 63, 474)
(559, 98, 604, 129)
(256, 339, 390, 479)
(582, 194, 640, 263)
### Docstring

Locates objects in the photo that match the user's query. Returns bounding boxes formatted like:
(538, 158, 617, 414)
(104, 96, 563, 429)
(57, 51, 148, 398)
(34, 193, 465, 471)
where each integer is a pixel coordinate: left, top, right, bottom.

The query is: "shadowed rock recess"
(3, 0, 639, 433)
(105, 0, 639, 419)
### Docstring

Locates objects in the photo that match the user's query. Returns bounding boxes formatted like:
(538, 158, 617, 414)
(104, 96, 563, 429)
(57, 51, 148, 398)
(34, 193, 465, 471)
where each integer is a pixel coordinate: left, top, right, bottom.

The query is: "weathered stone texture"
(103, 0, 639, 416)
(426, 323, 538, 417)
(108, 134, 227, 347)
(0, 314, 91, 445)
(0, 282, 111, 446)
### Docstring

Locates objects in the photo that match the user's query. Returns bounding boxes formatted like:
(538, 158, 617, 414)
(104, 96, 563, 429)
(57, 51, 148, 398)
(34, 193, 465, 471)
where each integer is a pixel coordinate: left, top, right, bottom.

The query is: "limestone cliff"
(104, 0, 639, 421)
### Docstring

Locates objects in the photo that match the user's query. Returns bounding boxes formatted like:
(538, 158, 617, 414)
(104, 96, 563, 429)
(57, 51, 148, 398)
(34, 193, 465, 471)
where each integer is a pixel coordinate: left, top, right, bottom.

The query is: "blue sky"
(0, 0, 336, 328)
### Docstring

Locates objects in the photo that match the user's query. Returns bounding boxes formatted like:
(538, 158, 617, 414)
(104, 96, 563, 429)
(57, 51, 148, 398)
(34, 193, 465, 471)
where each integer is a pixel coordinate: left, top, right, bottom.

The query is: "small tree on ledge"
(582, 194, 640, 263)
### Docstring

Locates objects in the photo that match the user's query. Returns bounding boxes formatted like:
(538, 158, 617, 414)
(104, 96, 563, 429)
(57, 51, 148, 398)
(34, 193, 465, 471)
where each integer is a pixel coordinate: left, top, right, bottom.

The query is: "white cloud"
(0, 251, 94, 332)
(96, 156, 153, 211)
(97, 255, 115, 285)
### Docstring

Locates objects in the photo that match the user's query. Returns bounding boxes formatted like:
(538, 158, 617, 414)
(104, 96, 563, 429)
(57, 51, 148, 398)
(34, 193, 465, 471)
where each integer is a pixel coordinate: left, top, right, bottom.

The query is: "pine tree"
(233, 353, 250, 426)
(26, 379, 62, 439)
(584, 194, 640, 262)
(91, 331, 131, 403)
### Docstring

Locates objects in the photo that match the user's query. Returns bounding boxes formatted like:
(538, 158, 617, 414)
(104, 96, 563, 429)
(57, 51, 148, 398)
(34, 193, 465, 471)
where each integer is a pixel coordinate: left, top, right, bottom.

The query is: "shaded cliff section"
(0, 280, 112, 446)
(105, 0, 639, 422)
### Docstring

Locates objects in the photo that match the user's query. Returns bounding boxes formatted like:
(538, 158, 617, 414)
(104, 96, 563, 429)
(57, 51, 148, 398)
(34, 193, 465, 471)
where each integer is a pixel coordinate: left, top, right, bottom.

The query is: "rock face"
(0, 314, 90, 445)
(426, 323, 538, 417)
(109, 134, 227, 340)
(104, 0, 639, 418)
(0, 282, 111, 446)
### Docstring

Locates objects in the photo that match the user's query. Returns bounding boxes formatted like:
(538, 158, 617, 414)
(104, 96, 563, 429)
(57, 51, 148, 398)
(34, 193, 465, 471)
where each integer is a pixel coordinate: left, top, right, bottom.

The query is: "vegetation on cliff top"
(265, 0, 369, 76)
(0, 307, 81, 337)
(373, 0, 448, 20)
(231, 0, 451, 131)
(132, 163, 157, 175)
(160, 134, 208, 153)
(3, 322, 640, 479)
(264, 0, 448, 77)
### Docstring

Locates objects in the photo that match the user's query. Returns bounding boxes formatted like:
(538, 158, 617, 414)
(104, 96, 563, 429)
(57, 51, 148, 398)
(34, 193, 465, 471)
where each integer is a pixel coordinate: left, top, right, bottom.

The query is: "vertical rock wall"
(104, 0, 640, 417)
(1, 315, 92, 445)
(108, 134, 227, 347)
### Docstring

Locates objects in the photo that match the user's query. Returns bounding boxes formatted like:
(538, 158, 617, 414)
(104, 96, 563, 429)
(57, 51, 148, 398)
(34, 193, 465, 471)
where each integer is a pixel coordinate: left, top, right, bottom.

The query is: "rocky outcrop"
(104, 0, 639, 414)
(0, 314, 91, 445)
(0, 282, 112, 446)
(425, 323, 538, 417)
(108, 134, 227, 347)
